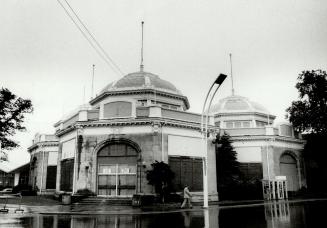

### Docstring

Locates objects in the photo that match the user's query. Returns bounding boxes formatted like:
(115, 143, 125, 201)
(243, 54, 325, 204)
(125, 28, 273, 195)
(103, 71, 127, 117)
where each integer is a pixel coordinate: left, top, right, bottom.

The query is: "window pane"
(226, 122, 234, 128)
(234, 121, 242, 128)
(98, 176, 107, 185)
(109, 144, 126, 156)
(99, 165, 116, 174)
(243, 121, 251, 128)
(98, 146, 109, 157)
(118, 165, 129, 174)
(126, 146, 137, 156)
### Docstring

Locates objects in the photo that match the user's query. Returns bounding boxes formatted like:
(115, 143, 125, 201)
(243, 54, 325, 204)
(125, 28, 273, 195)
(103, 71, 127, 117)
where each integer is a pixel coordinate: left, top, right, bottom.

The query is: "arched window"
(97, 142, 138, 196)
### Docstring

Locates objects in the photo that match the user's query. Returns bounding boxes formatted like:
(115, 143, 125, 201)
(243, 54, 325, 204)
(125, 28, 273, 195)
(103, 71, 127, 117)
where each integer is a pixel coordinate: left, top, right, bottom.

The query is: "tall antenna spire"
(91, 64, 95, 99)
(140, 21, 144, 72)
(229, 53, 235, 96)
(83, 85, 86, 103)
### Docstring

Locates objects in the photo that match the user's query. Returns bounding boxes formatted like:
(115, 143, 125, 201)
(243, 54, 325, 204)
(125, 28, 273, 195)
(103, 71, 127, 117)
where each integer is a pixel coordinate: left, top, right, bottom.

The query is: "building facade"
(211, 95, 306, 192)
(54, 70, 218, 201)
(28, 134, 59, 194)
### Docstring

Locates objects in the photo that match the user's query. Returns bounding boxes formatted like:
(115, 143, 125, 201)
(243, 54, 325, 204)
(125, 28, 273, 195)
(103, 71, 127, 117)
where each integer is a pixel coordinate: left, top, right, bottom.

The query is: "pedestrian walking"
(181, 185, 192, 208)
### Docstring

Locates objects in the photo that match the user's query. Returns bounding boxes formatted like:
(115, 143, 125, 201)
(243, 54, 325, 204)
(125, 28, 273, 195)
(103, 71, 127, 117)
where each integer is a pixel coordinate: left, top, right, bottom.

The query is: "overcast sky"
(1, 0, 327, 165)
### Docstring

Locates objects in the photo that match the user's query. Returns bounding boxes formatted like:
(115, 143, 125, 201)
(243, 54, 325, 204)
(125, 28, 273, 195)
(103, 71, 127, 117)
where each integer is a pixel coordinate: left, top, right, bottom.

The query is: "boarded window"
(169, 157, 203, 191)
(280, 154, 299, 191)
(97, 143, 138, 196)
(60, 159, 74, 191)
(136, 107, 149, 117)
(103, 101, 132, 118)
(239, 163, 263, 180)
(61, 139, 76, 160)
(46, 166, 57, 189)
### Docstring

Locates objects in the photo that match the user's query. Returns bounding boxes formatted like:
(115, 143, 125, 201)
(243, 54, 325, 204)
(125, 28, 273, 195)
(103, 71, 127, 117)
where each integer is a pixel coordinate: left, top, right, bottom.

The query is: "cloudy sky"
(1, 0, 327, 165)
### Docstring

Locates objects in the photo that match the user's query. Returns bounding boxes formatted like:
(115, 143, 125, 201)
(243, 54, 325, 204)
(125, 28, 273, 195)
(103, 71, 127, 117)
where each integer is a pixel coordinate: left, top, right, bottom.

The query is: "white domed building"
(211, 95, 306, 192)
(54, 69, 218, 201)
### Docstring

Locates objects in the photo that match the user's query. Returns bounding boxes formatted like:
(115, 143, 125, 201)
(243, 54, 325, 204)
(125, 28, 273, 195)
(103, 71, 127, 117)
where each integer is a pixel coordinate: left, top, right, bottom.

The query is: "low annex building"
(0, 161, 29, 189)
(28, 134, 59, 194)
(211, 95, 306, 192)
(54, 70, 218, 201)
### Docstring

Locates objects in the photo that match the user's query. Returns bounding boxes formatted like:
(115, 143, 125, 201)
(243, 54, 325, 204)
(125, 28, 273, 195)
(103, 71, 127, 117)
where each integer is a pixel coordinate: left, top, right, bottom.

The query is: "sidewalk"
(1, 196, 327, 216)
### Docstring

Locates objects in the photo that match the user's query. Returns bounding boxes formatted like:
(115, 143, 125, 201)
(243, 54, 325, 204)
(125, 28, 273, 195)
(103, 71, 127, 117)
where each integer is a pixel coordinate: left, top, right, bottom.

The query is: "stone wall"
(69, 130, 217, 198)
(73, 132, 163, 195)
(30, 151, 49, 193)
(261, 144, 306, 189)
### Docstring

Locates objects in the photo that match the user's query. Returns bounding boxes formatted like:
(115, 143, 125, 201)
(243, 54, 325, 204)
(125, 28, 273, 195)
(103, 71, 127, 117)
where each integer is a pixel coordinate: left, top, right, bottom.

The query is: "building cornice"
(90, 89, 190, 109)
(27, 141, 59, 152)
(215, 112, 276, 119)
(231, 135, 305, 144)
(55, 118, 218, 137)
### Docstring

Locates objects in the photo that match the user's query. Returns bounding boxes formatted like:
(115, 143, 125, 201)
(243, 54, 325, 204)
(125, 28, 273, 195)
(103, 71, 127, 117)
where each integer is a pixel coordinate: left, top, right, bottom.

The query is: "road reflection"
(264, 200, 291, 228)
(2, 200, 327, 228)
(21, 212, 205, 228)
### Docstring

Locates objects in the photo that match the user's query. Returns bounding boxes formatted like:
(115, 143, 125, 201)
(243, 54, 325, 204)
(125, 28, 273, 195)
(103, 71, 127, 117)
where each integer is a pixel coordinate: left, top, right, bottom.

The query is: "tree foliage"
(146, 161, 175, 198)
(0, 88, 33, 150)
(287, 70, 327, 194)
(301, 134, 327, 192)
(215, 133, 240, 188)
(286, 70, 327, 134)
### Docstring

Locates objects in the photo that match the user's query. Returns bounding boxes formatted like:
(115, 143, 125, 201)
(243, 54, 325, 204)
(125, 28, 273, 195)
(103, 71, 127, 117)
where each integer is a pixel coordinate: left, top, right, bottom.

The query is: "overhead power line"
(56, 0, 124, 76)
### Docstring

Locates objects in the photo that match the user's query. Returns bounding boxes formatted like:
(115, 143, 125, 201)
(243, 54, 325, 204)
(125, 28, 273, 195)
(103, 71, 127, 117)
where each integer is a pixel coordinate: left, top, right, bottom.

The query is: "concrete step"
(75, 197, 132, 206)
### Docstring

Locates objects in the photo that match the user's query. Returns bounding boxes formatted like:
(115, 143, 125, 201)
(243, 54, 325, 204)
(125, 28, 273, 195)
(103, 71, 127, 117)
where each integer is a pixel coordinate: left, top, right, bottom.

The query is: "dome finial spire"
(229, 53, 235, 96)
(140, 21, 144, 72)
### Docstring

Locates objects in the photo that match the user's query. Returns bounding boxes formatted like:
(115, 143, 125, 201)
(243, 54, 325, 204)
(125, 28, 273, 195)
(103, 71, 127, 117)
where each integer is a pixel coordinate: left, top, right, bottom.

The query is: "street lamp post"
(201, 73, 227, 208)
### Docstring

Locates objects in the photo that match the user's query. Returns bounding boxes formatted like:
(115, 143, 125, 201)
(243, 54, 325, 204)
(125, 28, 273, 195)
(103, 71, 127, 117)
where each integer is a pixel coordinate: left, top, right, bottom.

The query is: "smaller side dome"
(211, 95, 270, 115)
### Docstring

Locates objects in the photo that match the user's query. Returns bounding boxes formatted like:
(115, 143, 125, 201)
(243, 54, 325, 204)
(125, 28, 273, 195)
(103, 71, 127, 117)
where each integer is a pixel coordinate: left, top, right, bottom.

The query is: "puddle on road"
(1, 200, 327, 228)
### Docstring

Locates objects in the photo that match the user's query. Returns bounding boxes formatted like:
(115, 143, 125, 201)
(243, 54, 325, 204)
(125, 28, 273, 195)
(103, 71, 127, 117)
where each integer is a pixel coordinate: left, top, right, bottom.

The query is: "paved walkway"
(1, 197, 327, 216)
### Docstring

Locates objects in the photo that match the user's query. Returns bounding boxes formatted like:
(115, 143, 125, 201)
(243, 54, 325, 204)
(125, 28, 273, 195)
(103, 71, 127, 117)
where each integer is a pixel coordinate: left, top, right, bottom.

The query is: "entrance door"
(280, 154, 299, 191)
(97, 143, 137, 196)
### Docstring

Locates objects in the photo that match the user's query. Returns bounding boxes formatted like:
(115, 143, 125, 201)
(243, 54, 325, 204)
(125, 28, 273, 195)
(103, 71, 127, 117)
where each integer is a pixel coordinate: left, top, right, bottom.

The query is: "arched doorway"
(97, 141, 139, 197)
(280, 153, 299, 191)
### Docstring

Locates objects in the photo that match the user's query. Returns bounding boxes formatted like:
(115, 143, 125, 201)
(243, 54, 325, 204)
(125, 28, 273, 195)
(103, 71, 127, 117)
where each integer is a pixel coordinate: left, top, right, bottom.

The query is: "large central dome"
(100, 71, 182, 95)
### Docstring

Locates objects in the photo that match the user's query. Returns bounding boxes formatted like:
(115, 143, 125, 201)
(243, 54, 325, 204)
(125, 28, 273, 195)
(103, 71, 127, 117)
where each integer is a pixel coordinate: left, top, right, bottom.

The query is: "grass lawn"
(0, 195, 61, 206)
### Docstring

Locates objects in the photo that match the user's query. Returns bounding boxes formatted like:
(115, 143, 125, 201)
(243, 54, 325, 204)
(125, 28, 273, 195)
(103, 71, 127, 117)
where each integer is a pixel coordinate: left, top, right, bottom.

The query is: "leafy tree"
(146, 161, 175, 202)
(286, 70, 327, 194)
(0, 88, 33, 150)
(301, 134, 327, 193)
(215, 133, 264, 200)
(215, 133, 240, 189)
(286, 70, 327, 134)
(0, 152, 8, 161)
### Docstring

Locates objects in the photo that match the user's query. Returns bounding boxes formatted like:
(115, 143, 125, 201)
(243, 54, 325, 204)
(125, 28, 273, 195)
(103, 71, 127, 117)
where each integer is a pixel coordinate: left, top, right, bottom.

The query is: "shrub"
(12, 184, 37, 196)
(75, 188, 96, 196)
(146, 161, 175, 203)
